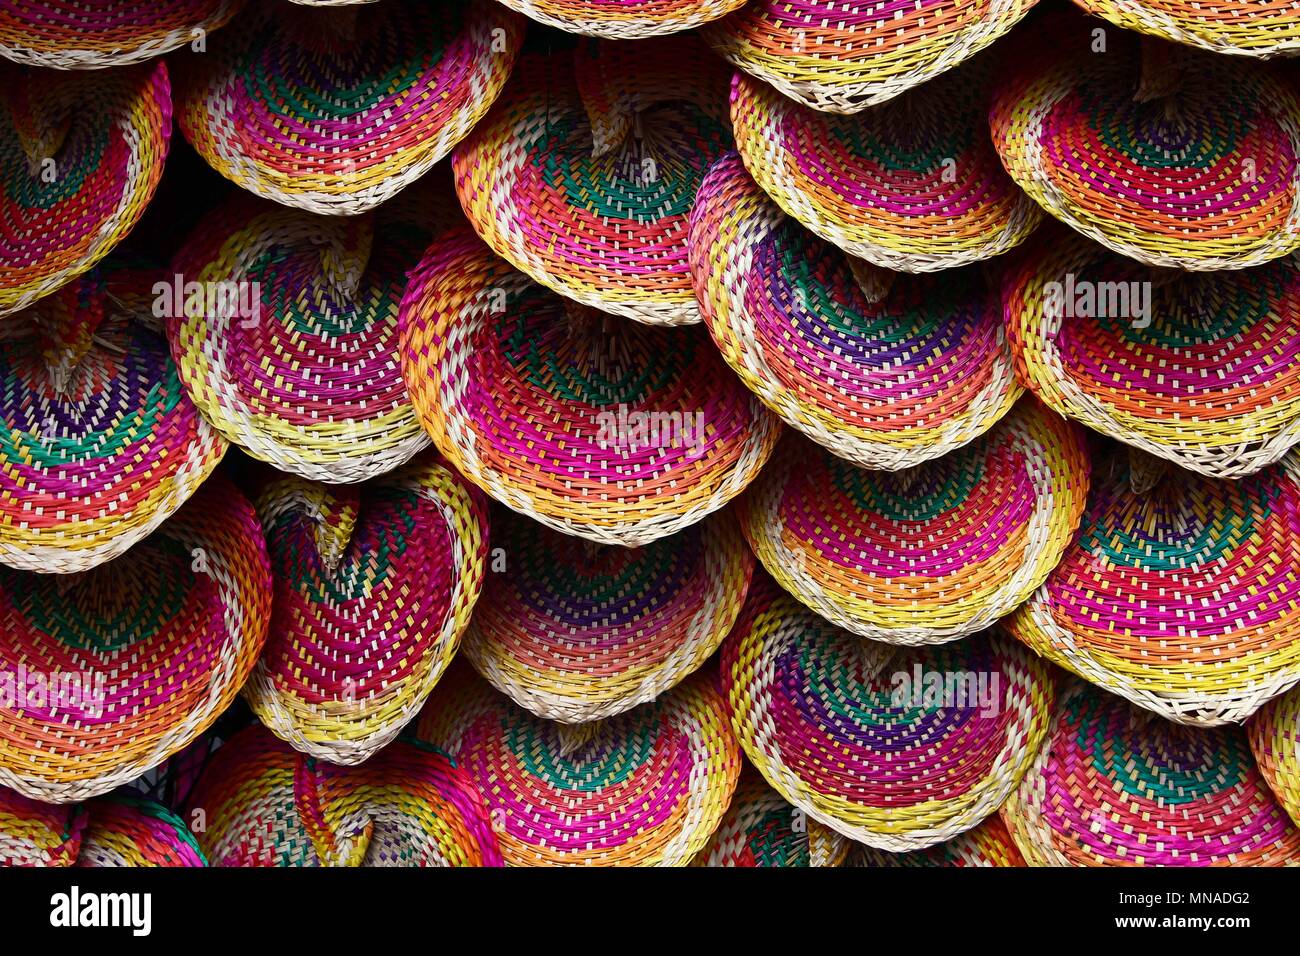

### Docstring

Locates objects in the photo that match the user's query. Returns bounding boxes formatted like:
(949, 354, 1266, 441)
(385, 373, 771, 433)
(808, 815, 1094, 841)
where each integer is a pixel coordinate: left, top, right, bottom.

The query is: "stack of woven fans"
(5, 0, 1300, 869)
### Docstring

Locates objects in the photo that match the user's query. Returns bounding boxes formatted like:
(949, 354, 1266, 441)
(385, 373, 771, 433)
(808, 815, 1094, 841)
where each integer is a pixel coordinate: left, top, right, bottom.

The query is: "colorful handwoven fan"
(1251, 684, 1300, 828)
(1008, 448, 1300, 726)
(175, 0, 523, 215)
(991, 24, 1300, 270)
(1005, 229, 1300, 479)
(464, 509, 752, 723)
(691, 770, 849, 867)
(417, 667, 741, 866)
(76, 795, 207, 867)
(729, 59, 1041, 272)
(738, 398, 1089, 645)
(0, 787, 85, 866)
(689, 150, 1021, 470)
(399, 227, 781, 546)
(1074, 0, 1300, 57)
(721, 578, 1055, 852)
(454, 35, 733, 325)
(491, 0, 745, 37)
(0, 61, 170, 317)
(246, 454, 489, 765)
(1003, 680, 1300, 866)
(167, 191, 450, 483)
(185, 725, 502, 867)
(0, 475, 271, 804)
(850, 816, 1025, 867)
(0, 261, 227, 574)
(0, 1, 242, 69)
(704, 0, 1040, 113)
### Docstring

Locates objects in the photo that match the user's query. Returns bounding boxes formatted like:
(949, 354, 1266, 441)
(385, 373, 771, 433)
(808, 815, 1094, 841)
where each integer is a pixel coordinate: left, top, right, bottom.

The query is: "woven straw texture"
(0, 790, 206, 866)
(1075, 0, 1300, 57)
(494, 0, 745, 37)
(1005, 229, 1300, 479)
(850, 816, 1025, 867)
(176, 0, 523, 215)
(739, 398, 1089, 645)
(730, 60, 1041, 272)
(0, 475, 270, 804)
(0, 261, 227, 574)
(185, 725, 502, 866)
(692, 769, 849, 867)
(454, 36, 732, 326)
(464, 509, 752, 723)
(705, 0, 1039, 113)
(417, 667, 741, 866)
(0, 61, 170, 318)
(722, 578, 1055, 851)
(1009, 450, 1300, 727)
(1003, 680, 1300, 866)
(400, 226, 781, 547)
(991, 27, 1300, 271)
(1250, 684, 1300, 828)
(0, 0, 243, 69)
(167, 193, 448, 483)
(246, 454, 489, 765)
(689, 150, 1021, 470)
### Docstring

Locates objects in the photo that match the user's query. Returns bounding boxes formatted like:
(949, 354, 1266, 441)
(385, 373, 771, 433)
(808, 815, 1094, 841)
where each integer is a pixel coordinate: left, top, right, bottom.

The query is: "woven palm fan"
(0, 787, 85, 866)
(1008, 448, 1300, 726)
(1006, 229, 1300, 479)
(850, 816, 1025, 867)
(738, 398, 1089, 645)
(729, 58, 1041, 272)
(1074, 0, 1300, 57)
(246, 454, 489, 765)
(1003, 680, 1300, 866)
(416, 666, 741, 866)
(175, 0, 523, 215)
(167, 190, 453, 483)
(722, 578, 1055, 852)
(185, 725, 502, 867)
(691, 769, 849, 867)
(0, 261, 227, 574)
(0, 61, 169, 317)
(704, 0, 1039, 113)
(0, 1, 243, 69)
(454, 35, 732, 326)
(0, 475, 271, 804)
(76, 795, 207, 867)
(400, 227, 781, 547)
(464, 509, 752, 723)
(1251, 684, 1300, 827)
(689, 151, 1021, 470)
(991, 24, 1300, 270)
(492, 0, 745, 37)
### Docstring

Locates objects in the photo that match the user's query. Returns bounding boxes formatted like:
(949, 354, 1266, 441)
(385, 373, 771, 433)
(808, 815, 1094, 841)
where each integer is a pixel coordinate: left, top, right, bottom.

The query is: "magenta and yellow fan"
(490, 0, 745, 37)
(416, 667, 741, 866)
(689, 150, 1021, 470)
(722, 578, 1056, 852)
(185, 724, 502, 867)
(739, 398, 1089, 645)
(850, 816, 1026, 867)
(246, 455, 489, 764)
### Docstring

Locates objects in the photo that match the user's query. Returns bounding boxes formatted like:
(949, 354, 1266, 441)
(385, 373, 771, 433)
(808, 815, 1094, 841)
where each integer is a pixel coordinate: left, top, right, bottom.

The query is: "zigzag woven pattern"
(492, 0, 746, 37)
(0, 476, 270, 804)
(721, 578, 1056, 851)
(400, 226, 780, 546)
(1009, 451, 1300, 726)
(1003, 680, 1300, 866)
(417, 667, 740, 866)
(690, 150, 1020, 470)
(246, 455, 489, 764)
(1250, 683, 1300, 829)
(176, 0, 523, 215)
(0, 61, 170, 317)
(739, 399, 1089, 644)
(692, 770, 848, 867)
(0, 261, 227, 574)
(1005, 229, 1300, 478)
(1075, 0, 1300, 57)
(850, 816, 1025, 867)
